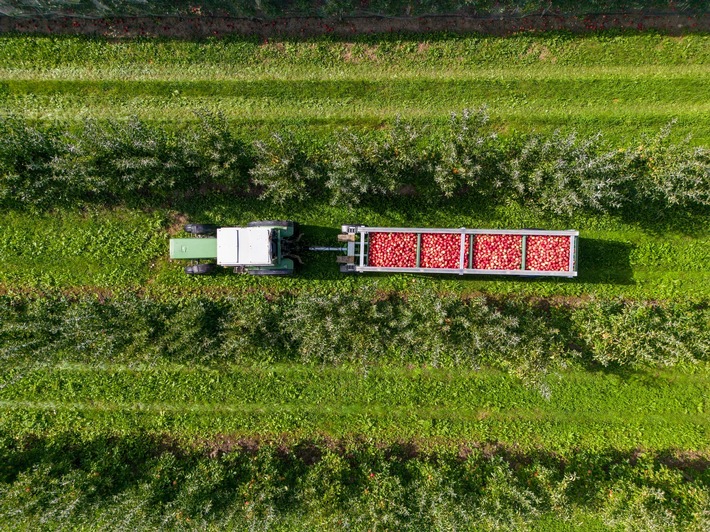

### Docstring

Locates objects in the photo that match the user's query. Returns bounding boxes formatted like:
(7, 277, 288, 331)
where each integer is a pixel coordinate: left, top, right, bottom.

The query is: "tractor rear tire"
(185, 263, 216, 275)
(248, 268, 293, 276)
(185, 224, 218, 235)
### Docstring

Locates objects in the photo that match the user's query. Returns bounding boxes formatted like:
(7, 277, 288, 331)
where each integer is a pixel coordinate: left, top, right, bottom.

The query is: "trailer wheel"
(247, 220, 293, 229)
(248, 268, 293, 276)
(185, 263, 216, 275)
(185, 223, 218, 235)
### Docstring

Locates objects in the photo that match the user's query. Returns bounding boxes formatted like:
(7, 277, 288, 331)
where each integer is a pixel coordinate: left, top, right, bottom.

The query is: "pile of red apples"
(368, 232, 569, 272)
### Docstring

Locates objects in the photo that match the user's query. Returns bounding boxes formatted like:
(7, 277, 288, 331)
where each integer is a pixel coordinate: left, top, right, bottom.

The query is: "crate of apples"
(420, 233, 470, 269)
(525, 236, 570, 272)
(368, 232, 417, 267)
(472, 234, 523, 270)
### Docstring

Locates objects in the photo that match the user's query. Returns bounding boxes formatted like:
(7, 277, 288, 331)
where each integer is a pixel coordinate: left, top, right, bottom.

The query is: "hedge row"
(1, 110, 708, 216)
(2, 0, 702, 19)
(2, 290, 707, 375)
(1, 432, 707, 530)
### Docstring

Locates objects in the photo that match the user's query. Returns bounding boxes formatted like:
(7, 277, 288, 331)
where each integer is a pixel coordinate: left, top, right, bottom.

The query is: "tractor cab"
(217, 227, 274, 267)
(169, 221, 300, 276)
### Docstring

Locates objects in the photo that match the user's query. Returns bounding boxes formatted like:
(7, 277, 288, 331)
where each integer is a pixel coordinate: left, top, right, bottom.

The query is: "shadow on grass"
(575, 238, 634, 285)
(584, 363, 668, 385)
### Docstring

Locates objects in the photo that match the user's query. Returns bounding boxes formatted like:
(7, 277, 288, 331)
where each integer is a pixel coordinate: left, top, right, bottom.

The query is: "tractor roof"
(217, 227, 273, 266)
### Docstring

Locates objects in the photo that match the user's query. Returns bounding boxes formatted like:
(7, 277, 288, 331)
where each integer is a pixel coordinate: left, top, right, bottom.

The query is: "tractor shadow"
(295, 225, 347, 280)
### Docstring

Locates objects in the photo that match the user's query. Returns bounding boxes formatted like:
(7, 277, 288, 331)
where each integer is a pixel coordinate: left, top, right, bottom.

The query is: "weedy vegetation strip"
(1, 292, 708, 373)
(2, 0, 706, 18)
(0, 431, 708, 530)
(2, 33, 707, 73)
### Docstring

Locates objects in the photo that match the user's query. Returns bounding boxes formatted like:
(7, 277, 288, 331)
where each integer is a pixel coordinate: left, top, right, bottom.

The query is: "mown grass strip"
(1, 33, 708, 142)
(1, 364, 708, 451)
(2, 34, 708, 70)
(0, 209, 167, 288)
(5, 77, 708, 104)
(3, 75, 708, 142)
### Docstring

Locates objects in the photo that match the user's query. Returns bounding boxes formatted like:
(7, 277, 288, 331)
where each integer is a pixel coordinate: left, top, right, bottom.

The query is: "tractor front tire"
(248, 268, 293, 276)
(185, 223, 218, 235)
(185, 263, 216, 275)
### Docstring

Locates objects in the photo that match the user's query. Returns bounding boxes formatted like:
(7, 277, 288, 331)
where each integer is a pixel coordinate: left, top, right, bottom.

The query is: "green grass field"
(1, 363, 709, 451)
(1, 33, 709, 143)
(2, 204, 708, 299)
(1, 31, 709, 527)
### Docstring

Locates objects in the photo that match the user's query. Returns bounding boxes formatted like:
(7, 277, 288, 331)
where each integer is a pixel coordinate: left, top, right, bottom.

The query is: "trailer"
(337, 225, 579, 277)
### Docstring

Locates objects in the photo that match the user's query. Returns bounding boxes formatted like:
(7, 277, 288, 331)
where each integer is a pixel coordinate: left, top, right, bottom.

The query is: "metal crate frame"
(340, 225, 579, 277)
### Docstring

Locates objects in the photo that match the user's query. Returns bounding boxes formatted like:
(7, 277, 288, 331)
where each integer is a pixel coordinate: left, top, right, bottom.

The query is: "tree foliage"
(1, 110, 708, 219)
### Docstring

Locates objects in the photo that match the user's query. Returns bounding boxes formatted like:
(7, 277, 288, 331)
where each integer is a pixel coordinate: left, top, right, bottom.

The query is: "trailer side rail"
(340, 225, 579, 277)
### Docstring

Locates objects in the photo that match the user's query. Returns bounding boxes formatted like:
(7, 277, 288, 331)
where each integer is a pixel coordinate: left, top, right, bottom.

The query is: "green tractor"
(169, 221, 301, 275)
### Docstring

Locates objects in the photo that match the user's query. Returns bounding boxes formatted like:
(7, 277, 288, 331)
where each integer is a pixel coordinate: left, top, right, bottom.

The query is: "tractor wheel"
(184, 223, 218, 235)
(247, 220, 293, 229)
(185, 263, 216, 275)
(248, 268, 293, 276)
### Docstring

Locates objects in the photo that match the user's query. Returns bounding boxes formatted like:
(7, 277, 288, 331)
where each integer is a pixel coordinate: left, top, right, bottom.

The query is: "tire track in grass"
(1, 363, 707, 451)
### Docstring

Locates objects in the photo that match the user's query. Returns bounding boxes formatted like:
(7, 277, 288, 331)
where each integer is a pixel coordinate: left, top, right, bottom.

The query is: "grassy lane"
(2, 205, 708, 299)
(3, 34, 707, 71)
(1, 34, 708, 142)
(1, 363, 708, 451)
(3, 76, 709, 143)
(0, 209, 166, 288)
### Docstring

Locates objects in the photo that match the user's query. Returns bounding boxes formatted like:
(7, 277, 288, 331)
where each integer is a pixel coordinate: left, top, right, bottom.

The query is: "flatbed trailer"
(337, 225, 579, 277)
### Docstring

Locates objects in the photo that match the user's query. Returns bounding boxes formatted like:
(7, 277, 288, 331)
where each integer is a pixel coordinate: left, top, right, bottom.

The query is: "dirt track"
(1, 12, 708, 39)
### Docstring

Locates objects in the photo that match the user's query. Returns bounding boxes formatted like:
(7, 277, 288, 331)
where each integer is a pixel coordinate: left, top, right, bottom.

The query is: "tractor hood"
(217, 227, 273, 266)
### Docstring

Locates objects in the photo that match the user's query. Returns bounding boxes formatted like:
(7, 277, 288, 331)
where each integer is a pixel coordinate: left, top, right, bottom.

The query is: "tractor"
(169, 221, 302, 275)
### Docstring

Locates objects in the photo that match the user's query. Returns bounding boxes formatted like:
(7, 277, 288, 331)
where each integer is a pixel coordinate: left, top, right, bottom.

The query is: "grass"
(1, 33, 709, 143)
(1, 29, 709, 527)
(0, 208, 167, 288)
(1, 362, 708, 452)
(1, 203, 708, 300)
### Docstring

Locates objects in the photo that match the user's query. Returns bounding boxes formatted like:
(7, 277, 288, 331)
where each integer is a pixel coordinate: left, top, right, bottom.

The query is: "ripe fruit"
(368, 231, 570, 273)
(368, 232, 417, 267)
(525, 236, 570, 272)
(420, 234, 470, 269)
(472, 234, 523, 270)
